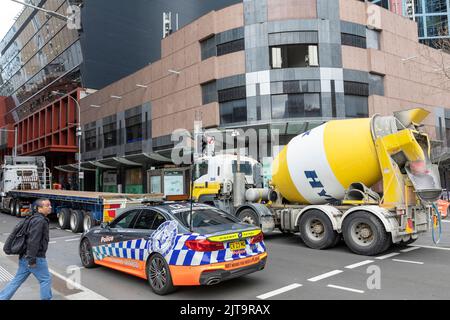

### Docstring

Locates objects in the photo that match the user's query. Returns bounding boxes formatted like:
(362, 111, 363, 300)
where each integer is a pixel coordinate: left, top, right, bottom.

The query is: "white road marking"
(49, 268, 107, 300)
(0, 266, 14, 282)
(409, 244, 450, 251)
(441, 220, 450, 223)
(392, 259, 424, 265)
(65, 238, 80, 242)
(50, 235, 81, 241)
(400, 247, 421, 253)
(345, 260, 374, 269)
(375, 252, 400, 260)
(49, 241, 57, 244)
(327, 284, 364, 294)
(307, 270, 343, 282)
(257, 283, 303, 300)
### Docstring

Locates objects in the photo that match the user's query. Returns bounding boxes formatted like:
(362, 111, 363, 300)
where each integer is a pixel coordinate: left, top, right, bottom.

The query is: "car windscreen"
(172, 208, 240, 229)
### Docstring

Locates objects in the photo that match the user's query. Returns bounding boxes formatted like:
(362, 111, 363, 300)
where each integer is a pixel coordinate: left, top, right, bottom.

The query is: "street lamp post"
(52, 91, 82, 191)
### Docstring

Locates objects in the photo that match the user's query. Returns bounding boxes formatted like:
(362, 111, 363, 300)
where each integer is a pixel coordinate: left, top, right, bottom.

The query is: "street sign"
(79, 171, 84, 179)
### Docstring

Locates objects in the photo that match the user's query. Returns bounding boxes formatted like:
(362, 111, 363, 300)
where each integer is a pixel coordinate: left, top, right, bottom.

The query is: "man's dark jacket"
(20, 213, 49, 265)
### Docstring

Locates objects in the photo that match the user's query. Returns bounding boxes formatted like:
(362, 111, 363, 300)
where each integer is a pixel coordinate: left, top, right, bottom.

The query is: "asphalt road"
(1, 213, 450, 300)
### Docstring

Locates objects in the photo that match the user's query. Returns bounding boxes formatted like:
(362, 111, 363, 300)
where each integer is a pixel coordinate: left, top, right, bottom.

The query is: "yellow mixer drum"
(272, 118, 381, 204)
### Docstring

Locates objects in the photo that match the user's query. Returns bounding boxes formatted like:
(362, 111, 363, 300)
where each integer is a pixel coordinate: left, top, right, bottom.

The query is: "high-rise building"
(0, 0, 240, 184)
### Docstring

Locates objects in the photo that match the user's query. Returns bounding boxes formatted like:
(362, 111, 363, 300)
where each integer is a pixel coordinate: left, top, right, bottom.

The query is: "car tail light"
(185, 239, 225, 252)
(250, 232, 264, 244)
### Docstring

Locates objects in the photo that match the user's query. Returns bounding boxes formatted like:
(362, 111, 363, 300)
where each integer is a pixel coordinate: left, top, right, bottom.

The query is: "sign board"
(79, 171, 84, 179)
(103, 171, 117, 185)
(164, 171, 184, 195)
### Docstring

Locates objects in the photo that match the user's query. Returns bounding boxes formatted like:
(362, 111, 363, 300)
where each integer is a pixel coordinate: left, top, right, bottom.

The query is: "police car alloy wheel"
(147, 253, 175, 295)
(80, 239, 97, 268)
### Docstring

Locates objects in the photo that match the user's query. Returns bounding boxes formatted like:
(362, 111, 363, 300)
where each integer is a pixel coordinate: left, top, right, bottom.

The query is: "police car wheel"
(80, 238, 97, 268)
(147, 253, 176, 295)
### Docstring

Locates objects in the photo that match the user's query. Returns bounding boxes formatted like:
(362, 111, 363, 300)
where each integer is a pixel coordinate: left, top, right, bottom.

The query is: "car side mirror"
(100, 222, 110, 229)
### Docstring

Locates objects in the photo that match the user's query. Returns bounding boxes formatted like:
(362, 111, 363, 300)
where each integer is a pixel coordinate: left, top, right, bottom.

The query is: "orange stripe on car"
(168, 252, 267, 286)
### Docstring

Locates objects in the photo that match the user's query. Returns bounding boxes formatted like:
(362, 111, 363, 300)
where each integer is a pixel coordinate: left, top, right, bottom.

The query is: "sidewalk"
(0, 244, 66, 300)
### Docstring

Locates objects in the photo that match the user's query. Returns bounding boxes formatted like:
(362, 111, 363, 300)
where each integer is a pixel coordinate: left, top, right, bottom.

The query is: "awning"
(54, 152, 174, 172)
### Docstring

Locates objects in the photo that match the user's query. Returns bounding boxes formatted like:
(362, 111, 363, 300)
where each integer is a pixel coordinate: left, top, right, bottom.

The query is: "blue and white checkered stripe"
(92, 238, 149, 261)
(92, 235, 266, 267)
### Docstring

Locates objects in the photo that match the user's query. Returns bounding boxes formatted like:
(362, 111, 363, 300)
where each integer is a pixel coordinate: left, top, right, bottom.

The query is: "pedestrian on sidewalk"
(0, 198, 52, 300)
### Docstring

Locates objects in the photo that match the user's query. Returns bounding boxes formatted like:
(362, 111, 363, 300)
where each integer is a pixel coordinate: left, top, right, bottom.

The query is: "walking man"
(0, 198, 52, 300)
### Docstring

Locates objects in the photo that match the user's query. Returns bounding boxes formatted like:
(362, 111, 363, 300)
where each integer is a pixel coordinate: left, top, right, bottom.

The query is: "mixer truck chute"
(192, 108, 442, 256)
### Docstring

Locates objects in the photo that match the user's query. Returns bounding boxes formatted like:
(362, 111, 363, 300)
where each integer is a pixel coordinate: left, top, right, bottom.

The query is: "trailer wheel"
(83, 211, 96, 233)
(298, 210, 339, 250)
(342, 211, 390, 256)
(14, 200, 21, 217)
(70, 210, 84, 233)
(58, 208, 71, 229)
(238, 209, 260, 227)
(8, 199, 15, 216)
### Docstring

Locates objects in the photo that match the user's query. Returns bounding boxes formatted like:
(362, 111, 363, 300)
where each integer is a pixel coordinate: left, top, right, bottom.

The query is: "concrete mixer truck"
(192, 108, 442, 256)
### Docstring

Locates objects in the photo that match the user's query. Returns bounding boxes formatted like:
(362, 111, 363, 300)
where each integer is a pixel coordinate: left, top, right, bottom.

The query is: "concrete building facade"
(76, 0, 450, 194)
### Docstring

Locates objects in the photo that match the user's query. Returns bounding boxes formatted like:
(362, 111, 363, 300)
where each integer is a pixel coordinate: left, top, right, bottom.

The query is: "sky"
(0, 0, 23, 41)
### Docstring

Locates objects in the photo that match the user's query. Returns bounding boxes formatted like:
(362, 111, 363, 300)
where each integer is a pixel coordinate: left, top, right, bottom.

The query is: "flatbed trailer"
(4, 189, 162, 233)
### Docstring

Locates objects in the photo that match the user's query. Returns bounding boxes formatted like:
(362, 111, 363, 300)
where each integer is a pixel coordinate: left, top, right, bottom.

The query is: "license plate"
(229, 241, 246, 251)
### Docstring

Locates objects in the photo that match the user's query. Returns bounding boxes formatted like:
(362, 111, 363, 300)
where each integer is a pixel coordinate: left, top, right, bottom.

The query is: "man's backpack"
(3, 215, 36, 255)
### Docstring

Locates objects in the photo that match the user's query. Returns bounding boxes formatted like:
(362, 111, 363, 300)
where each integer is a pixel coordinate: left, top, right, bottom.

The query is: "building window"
(103, 123, 117, 148)
(341, 33, 367, 49)
(344, 81, 369, 96)
(219, 86, 247, 124)
(426, 15, 448, 37)
(344, 95, 369, 118)
(417, 17, 425, 38)
(125, 114, 142, 143)
(217, 38, 245, 56)
(271, 93, 321, 119)
(270, 44, 319, 69)
(368, 74, 384, 96)
(201, 81, 218, 105)
(218, 86, 246, 103)
(200, 36, 216, 60)
(220, 99, 247, 124)
(85, 128, 96, 152)
(426, 0, 447, 13)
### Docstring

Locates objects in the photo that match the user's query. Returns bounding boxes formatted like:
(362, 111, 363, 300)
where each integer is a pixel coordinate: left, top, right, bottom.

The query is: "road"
(1, 213, 450, 300)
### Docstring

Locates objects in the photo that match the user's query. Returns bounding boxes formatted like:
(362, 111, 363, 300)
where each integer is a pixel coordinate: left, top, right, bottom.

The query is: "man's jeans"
(0, 258, 52, 300)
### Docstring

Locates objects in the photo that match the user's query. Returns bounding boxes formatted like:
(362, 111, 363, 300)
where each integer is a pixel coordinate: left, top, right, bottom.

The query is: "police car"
(79, 202, 267, 295)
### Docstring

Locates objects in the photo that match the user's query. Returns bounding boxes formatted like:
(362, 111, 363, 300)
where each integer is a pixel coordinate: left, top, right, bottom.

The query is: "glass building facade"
(0, 0, 81, 121)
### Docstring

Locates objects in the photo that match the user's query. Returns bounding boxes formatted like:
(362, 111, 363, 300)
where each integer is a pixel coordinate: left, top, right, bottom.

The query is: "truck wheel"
(146, 253, 176, 295)
(8, 199, 15, 216)
(79, 238, 98, 268)
(70, 210, 84, 233)
(83, 211, 95, 232)
(14, 200, 21, 217)
(238, 209, 260, 227)
(342, 211, 390, 256)
(298, 210, 339, 250)
(58, 208, 71, 229)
